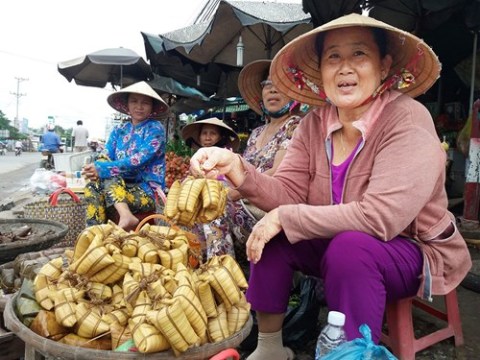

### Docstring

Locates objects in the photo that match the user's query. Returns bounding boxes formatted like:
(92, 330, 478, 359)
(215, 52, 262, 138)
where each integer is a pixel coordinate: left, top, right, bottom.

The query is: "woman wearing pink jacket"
(190, 14, 472, 360)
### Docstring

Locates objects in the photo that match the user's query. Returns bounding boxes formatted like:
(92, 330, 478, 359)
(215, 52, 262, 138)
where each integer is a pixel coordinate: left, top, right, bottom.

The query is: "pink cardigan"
(237, 91, 471, 299)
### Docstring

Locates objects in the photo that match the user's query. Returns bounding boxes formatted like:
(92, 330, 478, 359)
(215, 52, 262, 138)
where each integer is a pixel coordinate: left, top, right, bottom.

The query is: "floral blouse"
(243, 115, 302, 172)
(95, 119, 166, 197)
(228, 115, 302, 241)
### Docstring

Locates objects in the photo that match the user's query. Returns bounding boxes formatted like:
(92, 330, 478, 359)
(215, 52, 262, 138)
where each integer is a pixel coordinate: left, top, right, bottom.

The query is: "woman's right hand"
(82, 163, 98, 181)
(190, 147, 239, 179)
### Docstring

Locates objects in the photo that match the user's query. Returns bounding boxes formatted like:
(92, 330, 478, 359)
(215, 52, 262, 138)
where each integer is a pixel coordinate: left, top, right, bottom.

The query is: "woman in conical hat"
(181, 117, 240, 152)
(181, 117, 239, 261)
(225, 60, 305, 279)
(83, 81, 169, 231)
(188, 13, 471, 359)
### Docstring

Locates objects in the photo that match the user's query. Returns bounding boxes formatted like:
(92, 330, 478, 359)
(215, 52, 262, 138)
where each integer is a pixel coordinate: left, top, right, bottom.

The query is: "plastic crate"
(52, 151, 93, 172)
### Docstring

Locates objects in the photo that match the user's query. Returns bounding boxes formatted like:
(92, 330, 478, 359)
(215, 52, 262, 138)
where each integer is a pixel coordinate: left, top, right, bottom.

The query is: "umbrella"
(148, 74, 210, 101)
(142, 0, 312, 98)
(57, 47, 153, 88)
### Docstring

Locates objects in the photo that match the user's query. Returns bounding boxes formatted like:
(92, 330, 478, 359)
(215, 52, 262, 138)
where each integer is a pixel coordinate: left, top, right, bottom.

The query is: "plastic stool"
(209, 348, 240, 360)
(380, 289, 464, 360)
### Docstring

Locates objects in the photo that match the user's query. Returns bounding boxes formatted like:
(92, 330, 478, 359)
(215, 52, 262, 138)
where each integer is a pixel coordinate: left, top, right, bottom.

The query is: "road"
(0, 151, 42, 201)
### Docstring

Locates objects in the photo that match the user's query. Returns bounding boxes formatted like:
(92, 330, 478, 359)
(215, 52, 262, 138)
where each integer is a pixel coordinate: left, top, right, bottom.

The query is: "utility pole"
(10, 77, 28, 130)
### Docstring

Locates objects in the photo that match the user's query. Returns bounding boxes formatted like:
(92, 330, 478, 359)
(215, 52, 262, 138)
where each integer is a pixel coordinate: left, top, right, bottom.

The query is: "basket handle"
(134, 213, 180, 232)
(49, 187, 81, 206)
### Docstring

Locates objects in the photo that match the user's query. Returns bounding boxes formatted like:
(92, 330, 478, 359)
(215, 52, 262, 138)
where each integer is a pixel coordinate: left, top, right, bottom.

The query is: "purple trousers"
(245, 231, 423, 343)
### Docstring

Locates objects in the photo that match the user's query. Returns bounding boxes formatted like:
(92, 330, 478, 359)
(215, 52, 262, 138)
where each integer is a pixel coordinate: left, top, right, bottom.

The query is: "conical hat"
(270, 13, 441, 106)
(238, 60, 271, 115)
(181, 117, 240, 151)
(107, 81, 169, 117)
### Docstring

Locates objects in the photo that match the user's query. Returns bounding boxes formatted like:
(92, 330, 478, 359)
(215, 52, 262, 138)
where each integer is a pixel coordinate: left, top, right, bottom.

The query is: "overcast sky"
(0, 0, 209, 138)
(0, 0, 303, 139)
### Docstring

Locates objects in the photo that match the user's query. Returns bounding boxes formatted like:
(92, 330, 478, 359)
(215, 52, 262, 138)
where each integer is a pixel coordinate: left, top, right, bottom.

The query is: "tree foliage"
(0, 110, 27, 139)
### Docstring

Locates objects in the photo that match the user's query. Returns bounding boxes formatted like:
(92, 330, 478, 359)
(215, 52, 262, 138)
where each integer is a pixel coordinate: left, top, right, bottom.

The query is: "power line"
(0, 49, 55, 65)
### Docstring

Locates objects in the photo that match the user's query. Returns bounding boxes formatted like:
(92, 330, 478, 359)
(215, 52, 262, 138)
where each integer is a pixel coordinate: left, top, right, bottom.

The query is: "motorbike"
(40, 150, 56, 170)
(0, 147, 6, 156)
(15, 147, 22, 156)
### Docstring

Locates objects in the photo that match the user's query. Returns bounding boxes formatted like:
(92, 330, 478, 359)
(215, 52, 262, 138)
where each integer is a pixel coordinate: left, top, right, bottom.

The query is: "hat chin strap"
(261, 100, 296, 120)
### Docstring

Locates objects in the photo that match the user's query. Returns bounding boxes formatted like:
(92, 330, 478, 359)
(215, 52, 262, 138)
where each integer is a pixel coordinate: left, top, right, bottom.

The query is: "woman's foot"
(117, 214, 139, 231)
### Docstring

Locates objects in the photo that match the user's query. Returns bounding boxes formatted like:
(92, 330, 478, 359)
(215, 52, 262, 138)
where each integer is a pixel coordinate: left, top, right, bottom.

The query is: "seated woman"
(227, 60, 304, 273)
(190, 14, 472, 360)
(181, 117, 240, 260)
(82, 81, 169, 231)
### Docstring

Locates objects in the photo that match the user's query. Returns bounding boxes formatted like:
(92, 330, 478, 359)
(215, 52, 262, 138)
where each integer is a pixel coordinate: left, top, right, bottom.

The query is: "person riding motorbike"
(0, 141, 6, 156)
(39, 124, 62, 169)
(15, 140, 22, 156)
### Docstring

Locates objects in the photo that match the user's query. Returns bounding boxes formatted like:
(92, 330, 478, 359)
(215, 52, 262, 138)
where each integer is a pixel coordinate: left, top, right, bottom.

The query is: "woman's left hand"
(246, 207, 282, 264)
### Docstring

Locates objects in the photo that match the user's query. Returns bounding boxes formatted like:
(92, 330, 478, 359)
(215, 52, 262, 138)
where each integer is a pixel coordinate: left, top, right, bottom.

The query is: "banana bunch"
(164, 176, 228, 226)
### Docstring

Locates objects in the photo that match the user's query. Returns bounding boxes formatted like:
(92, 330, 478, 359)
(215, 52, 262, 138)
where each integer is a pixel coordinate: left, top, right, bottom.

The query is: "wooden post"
(463, 99, 480, 221)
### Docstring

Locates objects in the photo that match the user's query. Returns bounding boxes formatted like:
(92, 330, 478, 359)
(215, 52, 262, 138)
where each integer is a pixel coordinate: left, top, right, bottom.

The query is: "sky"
(0, 0, 210, 138)
(0, 0, 302, 139)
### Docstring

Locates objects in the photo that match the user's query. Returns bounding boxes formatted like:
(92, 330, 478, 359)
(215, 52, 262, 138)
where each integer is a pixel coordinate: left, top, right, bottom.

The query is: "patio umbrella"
(148, 74, 210, 101)
(57, 47, 153, 89)
(142, 0, 312, 97)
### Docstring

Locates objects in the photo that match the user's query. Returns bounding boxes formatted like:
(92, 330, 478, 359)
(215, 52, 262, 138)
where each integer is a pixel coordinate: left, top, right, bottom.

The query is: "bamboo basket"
(4, 293, 252, 360)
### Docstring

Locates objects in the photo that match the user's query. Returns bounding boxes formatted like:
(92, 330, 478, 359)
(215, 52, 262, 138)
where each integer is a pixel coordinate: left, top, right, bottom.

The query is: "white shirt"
(72, 125, 89, 147)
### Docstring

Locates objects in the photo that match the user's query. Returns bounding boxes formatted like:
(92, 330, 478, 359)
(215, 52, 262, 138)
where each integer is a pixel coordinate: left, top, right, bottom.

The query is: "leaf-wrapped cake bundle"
(147, 299, 200, 353)
(73, 223, 114, 261)
(130, 319, 170, 353)
(74, 302, 110, 338)
(227, 293, 251, 334)
(89, 253, 133, 284)
(173, 283, 208, 340)
(207, 303, 230, 343)
(158, 243, 188, 270)
(137, 238, 159, 263)
(69, 235, 115, 276)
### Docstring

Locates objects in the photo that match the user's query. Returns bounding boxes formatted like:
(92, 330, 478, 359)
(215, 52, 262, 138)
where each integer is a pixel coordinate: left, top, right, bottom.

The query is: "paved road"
(0, 152, 43, 203)
(0, 151, 41, 174)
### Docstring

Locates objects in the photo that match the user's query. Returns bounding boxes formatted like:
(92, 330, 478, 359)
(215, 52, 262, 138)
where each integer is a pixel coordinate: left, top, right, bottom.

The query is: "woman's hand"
(246, 208, 282, 264)
(82, 163, 99, 181)
(227, 188, 242, 202)
(190, 147, 239, 179)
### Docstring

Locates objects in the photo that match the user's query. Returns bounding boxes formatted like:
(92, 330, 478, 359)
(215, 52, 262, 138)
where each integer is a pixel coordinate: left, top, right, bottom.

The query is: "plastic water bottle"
(314, 311, 347, 359)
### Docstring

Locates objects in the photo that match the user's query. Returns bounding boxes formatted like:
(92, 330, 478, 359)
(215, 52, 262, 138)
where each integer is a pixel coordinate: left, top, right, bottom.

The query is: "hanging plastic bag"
(322, 324, 397, 360)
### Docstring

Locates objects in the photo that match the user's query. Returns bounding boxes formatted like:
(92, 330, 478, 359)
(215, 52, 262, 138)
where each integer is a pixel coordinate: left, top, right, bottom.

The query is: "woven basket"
(23, 188, 86, 247)
(4, 293, 252, 360)
(0, 219, 68, 264)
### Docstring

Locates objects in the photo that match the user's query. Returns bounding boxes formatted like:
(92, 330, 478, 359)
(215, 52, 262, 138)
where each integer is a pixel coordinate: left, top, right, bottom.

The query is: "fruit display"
(165, 151, 191, 189)
(17, 221, 249, 355)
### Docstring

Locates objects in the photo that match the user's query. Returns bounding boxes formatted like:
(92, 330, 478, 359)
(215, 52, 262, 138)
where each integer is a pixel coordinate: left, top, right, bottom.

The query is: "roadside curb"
(0, 189, 35, 218)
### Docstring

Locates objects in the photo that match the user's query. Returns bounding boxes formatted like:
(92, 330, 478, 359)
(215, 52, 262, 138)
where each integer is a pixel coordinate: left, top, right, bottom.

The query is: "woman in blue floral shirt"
(82, 81, 168, 230)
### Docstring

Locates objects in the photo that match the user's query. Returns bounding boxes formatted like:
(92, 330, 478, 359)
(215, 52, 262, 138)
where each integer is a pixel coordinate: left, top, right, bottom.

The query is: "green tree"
(0, 110, 27, 140)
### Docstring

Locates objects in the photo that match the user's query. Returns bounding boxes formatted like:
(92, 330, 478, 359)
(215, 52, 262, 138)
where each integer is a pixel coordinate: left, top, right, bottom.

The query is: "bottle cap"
(327, 311, 346, 326)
